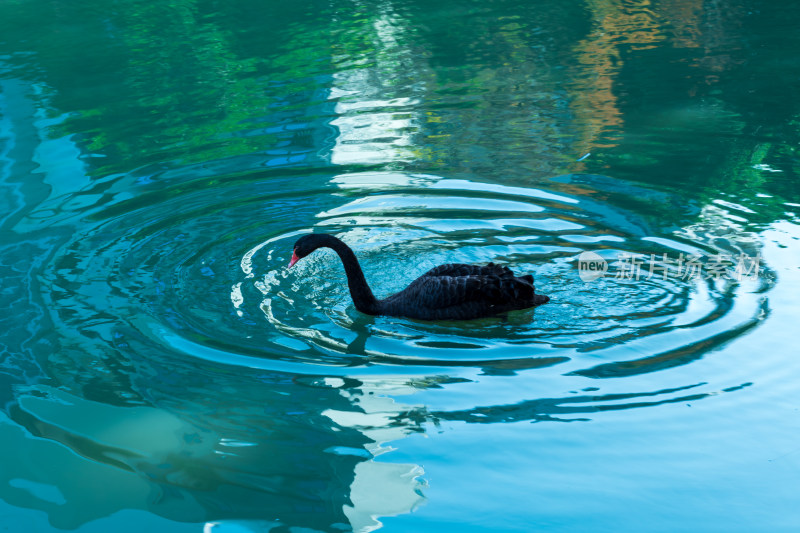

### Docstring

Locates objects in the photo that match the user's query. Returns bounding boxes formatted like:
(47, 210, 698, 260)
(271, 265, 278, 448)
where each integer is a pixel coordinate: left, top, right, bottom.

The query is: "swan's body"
(288, 234, 549, 321)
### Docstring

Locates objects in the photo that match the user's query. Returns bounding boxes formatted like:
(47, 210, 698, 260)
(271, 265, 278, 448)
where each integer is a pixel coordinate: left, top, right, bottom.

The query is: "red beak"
(288, 251, 299, 268)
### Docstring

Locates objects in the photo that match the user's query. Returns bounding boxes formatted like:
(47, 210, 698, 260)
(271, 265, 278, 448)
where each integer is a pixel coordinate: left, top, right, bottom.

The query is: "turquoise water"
(1, 0, 799, 531)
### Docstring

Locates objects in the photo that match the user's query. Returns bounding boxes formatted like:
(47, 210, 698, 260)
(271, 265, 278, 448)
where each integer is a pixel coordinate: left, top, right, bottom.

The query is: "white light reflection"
(329, 13, 423, 166)
(323, 377, 427, 532)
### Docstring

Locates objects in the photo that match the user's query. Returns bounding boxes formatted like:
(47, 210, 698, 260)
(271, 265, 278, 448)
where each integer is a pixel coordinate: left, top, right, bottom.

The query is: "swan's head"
(288, 233, 335, 268)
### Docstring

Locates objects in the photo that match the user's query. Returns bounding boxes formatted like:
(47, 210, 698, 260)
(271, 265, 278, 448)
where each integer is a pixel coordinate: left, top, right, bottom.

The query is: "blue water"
(1, 0, 799, 531)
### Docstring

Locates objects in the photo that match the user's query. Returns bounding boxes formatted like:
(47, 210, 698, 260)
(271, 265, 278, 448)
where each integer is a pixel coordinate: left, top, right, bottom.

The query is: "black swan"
(288, 233, 549, 320)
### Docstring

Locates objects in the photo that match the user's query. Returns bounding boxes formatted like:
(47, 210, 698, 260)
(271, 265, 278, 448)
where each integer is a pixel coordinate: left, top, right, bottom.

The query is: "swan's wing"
(422, 262, 519, 279)
(409, 273, 535, 309)
(409, 275, 485, 309)
(383, 271, 545, 320)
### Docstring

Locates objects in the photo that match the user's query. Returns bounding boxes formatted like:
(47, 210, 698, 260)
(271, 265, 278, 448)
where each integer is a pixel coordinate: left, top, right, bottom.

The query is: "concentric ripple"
(35, 168, 772, 388)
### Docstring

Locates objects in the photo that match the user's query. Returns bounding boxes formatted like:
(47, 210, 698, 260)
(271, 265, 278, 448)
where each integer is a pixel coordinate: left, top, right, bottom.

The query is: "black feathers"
(382, 262, 547, 320)
(289, 234, 549, 321)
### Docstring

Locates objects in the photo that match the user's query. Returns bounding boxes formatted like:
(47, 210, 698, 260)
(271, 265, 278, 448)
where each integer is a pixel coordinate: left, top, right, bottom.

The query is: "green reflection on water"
(0, 0, 795, 204)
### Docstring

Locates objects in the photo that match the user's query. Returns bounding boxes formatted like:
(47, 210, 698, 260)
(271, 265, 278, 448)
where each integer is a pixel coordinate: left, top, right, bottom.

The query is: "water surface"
(1, 0, 799, 531)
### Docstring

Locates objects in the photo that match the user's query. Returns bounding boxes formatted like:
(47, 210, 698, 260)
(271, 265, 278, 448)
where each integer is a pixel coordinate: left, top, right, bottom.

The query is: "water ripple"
(28, 168, 771, 389)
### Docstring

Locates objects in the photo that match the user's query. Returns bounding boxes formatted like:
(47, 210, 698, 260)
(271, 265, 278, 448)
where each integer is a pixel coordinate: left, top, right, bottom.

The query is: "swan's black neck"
(314, 235, 379, 315)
